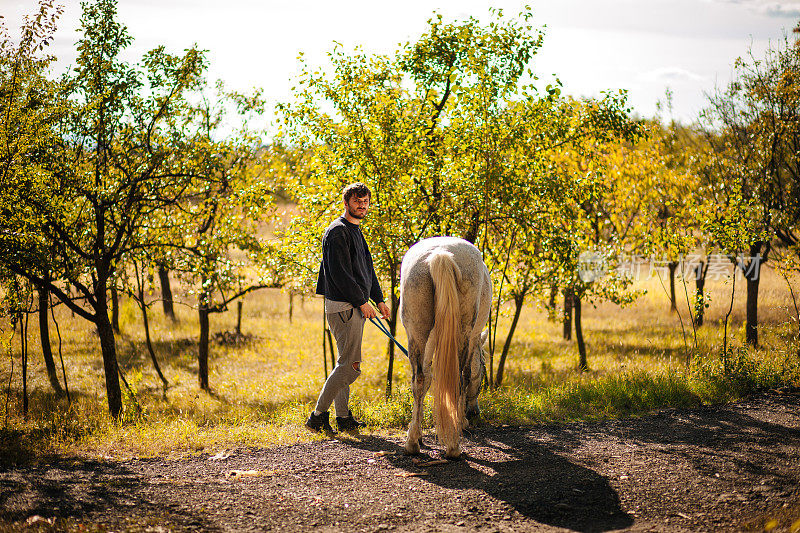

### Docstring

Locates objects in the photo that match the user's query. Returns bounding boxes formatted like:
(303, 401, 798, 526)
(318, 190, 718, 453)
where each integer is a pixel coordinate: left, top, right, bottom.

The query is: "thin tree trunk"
(694, 261, 707, 327)
(159, 266, 176, 322)
(575, 294, 588, 372)
(111, 285, 120, 333)
(136, 262, 168, 394)
(199, 293, 210, 391)
(322, 300, 329, 379)
(745, 272, 760, 347)
(386, 271, 398, 398)
(668, 261, 678, 312)
(288, 292, 294, 323)
(50, 300, 71, 403)
(21, 312, 28, 419)
(744, 242, 768, 348)
(495, 292, 524, 388)
(38, 286, 64, 397)
(236, 301, 243, 335)
(563, 289, 573, 340)
(723, 271, 737, 373)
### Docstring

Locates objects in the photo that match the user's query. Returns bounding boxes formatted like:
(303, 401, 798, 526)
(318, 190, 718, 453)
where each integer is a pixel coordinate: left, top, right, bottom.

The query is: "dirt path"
(2, 390, 799, 532)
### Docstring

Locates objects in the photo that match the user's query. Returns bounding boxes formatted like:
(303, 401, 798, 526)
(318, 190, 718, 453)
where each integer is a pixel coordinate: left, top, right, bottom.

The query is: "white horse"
(399, 237, 491, 459)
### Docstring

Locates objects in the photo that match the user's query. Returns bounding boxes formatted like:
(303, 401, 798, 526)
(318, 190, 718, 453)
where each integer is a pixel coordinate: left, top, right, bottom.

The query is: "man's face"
(345, 194, 370, 219)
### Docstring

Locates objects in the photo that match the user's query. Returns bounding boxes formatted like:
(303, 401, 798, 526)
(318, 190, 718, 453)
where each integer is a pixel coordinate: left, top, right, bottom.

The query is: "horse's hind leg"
(464, 337, 485, 427)
(405, 336, 433, 455)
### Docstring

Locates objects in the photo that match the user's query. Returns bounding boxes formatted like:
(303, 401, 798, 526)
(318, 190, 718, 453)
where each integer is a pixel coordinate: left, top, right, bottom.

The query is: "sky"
(3, 0, 800, 127)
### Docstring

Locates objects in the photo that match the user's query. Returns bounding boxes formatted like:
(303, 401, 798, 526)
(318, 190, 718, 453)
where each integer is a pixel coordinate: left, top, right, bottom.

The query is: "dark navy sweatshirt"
(315, 216, 384, 307)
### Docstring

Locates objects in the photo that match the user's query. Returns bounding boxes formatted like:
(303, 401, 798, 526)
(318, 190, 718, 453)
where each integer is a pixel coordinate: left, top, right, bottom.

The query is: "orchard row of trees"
(2, 1, 799, 417)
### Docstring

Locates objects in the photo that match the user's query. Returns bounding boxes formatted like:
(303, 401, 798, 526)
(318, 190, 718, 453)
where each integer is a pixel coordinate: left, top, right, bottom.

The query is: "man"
(307, 182, 391, 433)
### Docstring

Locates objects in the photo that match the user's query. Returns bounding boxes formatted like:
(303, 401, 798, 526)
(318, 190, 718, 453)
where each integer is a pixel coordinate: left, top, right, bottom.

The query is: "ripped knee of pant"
(352, 361, 361, 373)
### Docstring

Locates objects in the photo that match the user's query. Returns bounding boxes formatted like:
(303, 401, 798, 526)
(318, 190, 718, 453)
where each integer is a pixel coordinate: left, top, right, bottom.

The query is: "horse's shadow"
(342, 427, 633, 532)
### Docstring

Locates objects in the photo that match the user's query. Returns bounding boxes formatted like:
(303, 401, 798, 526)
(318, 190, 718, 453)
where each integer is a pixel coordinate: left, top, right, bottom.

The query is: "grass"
(0, 265, 798, 460)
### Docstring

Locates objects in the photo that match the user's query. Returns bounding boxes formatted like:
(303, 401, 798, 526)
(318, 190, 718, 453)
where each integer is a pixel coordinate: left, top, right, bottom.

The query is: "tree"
(0, 0, 210, 417)
(278, 9, 642, 384)
(158, 82, 279, 391)
(703, 32, 800, 346)
(0, 1, 66, 399)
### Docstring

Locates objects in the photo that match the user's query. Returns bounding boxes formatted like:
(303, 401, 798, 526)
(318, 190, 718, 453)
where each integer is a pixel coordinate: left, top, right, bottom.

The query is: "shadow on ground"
(0, 457, 215, 530)
(343, 430, 633, 532)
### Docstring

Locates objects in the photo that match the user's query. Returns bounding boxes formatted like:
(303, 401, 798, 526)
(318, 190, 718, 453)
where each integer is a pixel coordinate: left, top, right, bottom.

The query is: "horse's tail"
(427, 250, 461, 453)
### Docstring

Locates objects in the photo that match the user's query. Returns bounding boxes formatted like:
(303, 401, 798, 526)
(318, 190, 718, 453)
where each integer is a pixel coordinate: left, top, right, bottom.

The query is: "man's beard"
(347, 205, 366, 219)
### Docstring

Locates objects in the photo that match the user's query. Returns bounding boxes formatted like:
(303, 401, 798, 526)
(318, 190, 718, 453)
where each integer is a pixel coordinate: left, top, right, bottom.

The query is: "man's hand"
(359, 302, 377, 319)
(377, 301, 390, 320)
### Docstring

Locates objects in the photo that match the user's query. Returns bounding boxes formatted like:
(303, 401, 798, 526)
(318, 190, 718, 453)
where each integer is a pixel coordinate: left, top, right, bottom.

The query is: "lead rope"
(367, 314, 409, 357)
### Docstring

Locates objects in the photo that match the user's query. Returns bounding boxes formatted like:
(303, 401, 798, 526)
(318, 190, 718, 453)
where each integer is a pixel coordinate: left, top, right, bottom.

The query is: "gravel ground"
(1, 390, 799, 532)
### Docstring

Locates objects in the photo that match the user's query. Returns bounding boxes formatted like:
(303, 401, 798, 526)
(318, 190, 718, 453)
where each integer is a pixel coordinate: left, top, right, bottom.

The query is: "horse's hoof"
(403, 446, 420, 456)
(444, 451, 462, 461)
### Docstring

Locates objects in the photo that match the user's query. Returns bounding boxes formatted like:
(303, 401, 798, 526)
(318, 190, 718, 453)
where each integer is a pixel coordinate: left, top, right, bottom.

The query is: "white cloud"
(640, 67, 706, 83)
(705, 0, 800, 17)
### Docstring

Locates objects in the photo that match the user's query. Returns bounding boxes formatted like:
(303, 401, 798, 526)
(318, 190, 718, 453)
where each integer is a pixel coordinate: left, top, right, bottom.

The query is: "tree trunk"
(136, 264, 169, 394)
(96, 304, 123, 418)
(694, 262, 707, 328)
(236, 301, 243, 335)
(495, 292, 524, 388)
(111, 285, 120, 333)
(385, 273, 399, 398)
(668, 261, 678, 312)
(743, 241, 769, 348)
(198, 294, 210, 391)
(563, 289, 573, 340)
(38, 286, 64, 397)
(575, 294, 588, 372)
(21, 312, 28, 418)
(159, 266, 176, 322)
(288, 292, 294, 323)
(745, 263, 761, 348)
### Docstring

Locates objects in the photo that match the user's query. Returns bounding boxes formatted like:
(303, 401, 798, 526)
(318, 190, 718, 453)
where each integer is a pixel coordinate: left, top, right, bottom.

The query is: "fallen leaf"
(374, 451, 394, 457)
(209, 451, 231, 461)
(394, 472, 428, 478)
(412, 458, 449, 467)
(227, 469, 274, 479)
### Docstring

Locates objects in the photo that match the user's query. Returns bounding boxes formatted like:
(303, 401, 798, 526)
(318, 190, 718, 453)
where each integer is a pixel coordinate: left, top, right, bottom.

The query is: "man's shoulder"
(323, 217, 350, 241)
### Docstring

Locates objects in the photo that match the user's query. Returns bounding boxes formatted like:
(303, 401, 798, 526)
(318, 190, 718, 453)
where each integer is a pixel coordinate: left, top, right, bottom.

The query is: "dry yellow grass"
(0, 263, 797, 459)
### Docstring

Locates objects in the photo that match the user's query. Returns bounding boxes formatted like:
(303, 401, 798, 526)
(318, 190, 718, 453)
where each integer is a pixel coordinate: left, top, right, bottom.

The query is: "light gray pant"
(314, 308, 365, 416)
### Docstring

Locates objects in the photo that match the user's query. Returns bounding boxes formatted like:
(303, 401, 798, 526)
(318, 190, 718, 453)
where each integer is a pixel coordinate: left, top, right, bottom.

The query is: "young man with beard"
(306, 182, 391, 433)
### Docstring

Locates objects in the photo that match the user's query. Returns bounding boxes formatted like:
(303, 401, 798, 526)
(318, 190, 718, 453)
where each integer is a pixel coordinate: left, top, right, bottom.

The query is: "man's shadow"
(343, 427, 633, 533)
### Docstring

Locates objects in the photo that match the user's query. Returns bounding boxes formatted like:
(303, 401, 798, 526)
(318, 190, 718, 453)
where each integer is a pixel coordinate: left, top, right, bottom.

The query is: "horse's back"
(400, 237, 490, 339)
(401, 236, 485, 281)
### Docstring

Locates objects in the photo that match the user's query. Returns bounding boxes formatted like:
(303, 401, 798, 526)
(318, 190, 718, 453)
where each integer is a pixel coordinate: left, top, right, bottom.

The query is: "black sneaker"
(336, 411, 367, 431)
(306, 411, 336, 434)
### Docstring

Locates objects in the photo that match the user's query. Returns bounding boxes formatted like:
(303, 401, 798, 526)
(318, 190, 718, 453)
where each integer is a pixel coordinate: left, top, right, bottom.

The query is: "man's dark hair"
(343, 182, 371, 203)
